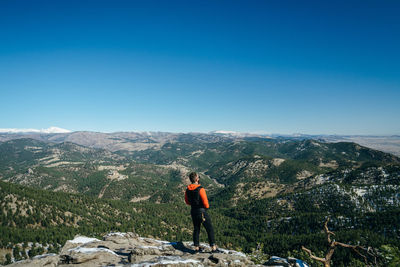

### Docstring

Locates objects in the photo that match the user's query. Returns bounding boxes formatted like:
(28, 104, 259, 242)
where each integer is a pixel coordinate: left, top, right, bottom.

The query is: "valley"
(0, 132, 399, 266)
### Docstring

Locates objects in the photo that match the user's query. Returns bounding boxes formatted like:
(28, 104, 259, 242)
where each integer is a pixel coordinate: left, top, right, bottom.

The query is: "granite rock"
(7, 232, 262, 267)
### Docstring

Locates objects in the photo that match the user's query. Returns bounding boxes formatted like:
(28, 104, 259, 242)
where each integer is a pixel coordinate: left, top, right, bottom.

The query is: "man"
(185, 172, 218, 253)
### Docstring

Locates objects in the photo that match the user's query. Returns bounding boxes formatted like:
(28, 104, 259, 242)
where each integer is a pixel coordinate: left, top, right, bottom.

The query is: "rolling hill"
(1, 133, 399, 265)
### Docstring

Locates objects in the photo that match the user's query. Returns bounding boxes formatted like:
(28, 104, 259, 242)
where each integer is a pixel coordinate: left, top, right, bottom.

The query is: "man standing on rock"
(185, 172, 218, 253)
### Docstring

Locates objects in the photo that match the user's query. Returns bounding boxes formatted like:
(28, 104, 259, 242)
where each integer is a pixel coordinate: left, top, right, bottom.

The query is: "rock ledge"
(7, 232, 262, 266)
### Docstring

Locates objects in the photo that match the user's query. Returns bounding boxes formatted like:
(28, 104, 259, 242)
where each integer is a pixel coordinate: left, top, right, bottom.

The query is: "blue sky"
(1, 0, 399, 134)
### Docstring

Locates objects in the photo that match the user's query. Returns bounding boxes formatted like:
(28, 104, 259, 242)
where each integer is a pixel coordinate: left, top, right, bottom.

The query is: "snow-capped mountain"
(209, 130, 267, 138)
(0, 126, 71, 134)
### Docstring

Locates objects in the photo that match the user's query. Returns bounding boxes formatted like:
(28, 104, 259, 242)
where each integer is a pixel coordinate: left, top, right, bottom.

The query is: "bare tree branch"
(323, 217, 335, 243)
(334, 242, 369, 265)
(301, 246, 326, 263)
(301, 218, 378, 267)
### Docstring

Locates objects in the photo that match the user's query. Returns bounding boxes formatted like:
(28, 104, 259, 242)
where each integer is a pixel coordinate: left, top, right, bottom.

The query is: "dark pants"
(191, 208, 215, 247)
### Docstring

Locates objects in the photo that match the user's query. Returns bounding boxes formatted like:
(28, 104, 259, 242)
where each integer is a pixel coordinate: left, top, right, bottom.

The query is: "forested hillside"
(0, 139, 218, 202)
(1, 135, 400, 266)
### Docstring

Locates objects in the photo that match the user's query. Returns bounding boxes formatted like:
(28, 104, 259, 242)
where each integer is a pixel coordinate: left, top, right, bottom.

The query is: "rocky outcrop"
(7, 232, 261, 266)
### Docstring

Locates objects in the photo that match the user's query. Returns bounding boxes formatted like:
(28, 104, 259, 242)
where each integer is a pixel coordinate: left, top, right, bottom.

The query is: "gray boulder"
(7, 254, 59, 267)
(8, 232, 262, 266)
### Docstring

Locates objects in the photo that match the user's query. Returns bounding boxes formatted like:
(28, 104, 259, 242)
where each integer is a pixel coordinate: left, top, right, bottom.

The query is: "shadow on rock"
(171, 241, 197, 254)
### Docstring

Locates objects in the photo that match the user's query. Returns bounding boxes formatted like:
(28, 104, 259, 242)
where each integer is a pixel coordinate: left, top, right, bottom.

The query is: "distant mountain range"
(0, 129, 399, 156)
(0, 126, 71, 134)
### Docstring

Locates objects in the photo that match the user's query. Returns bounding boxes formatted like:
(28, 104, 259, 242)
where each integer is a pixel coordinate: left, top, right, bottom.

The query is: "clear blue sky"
(1, 0, 399, 135)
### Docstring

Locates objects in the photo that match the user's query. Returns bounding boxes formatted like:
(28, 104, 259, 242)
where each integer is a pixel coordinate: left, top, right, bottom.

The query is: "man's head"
(189, 172, 199, 184)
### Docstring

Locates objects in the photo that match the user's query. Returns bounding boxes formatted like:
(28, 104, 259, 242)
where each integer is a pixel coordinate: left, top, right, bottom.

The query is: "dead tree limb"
(301, 246, 326, 263)
(301, 217, 375, 267)
(335, 242, 368, 265)
(323, 217, 335, 243)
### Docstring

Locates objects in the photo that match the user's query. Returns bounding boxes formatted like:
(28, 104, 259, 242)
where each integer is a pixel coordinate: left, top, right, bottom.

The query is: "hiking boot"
(211, 247, 223, 253)
(193, 247, 204, 253)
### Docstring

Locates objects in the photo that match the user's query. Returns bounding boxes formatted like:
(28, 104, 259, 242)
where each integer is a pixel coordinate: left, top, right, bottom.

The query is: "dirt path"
(98, 181, 112, 198)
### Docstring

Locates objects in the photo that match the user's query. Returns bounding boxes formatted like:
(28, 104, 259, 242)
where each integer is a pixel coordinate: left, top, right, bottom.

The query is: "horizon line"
(0, 127, 399, 137)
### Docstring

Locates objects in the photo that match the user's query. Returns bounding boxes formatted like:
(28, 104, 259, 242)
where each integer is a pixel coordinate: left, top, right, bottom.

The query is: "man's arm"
(199, 188, 210, 209)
